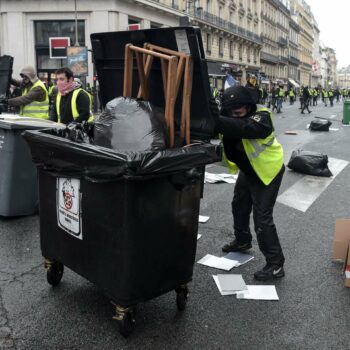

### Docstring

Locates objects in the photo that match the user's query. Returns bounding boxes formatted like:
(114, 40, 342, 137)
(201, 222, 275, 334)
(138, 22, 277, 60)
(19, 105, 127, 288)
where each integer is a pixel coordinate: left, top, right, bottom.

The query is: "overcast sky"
(306, 0, 348, 69)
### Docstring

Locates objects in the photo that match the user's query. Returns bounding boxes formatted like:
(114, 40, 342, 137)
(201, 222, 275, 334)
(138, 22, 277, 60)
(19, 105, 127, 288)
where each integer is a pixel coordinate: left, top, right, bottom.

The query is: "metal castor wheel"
(45, 259, 64, 287)
(175, 285, 189, 311)
(113, 305, 136, 338)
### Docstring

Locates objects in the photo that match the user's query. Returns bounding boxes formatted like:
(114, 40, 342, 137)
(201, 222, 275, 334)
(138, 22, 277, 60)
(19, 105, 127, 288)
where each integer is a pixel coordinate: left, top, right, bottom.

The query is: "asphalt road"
(1, 99, 350, 349)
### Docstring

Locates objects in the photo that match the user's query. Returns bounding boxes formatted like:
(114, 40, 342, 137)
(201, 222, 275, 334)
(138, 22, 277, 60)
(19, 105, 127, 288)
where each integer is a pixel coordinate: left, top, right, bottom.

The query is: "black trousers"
(231, 166, 285, 265)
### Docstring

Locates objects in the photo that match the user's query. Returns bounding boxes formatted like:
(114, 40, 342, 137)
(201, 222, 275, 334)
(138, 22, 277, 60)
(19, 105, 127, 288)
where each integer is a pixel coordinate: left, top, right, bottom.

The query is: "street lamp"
(74, 0, 79, 47)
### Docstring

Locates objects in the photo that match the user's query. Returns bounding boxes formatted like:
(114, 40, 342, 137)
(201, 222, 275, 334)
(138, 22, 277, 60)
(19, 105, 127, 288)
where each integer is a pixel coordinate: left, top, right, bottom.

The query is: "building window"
(247, 47, 251, 63)
(239, 44, 243, 61)
(34, 20, 85, 81)
(206, 33, 212, 54)
(206, 0, 211, 12)
(229, 40, 234, 58)
(219, 5, 223, 18)
(219, 37, 223, 56)
(171, 0, 179, 9)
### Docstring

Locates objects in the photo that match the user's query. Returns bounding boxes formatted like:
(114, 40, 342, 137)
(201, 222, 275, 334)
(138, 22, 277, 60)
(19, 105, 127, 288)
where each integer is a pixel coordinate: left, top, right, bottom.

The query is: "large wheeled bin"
(23, 26, 219, 337)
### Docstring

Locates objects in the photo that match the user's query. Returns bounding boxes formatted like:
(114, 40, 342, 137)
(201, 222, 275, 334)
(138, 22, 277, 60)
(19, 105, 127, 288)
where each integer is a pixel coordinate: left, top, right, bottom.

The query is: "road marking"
(277, 157, 349, 212)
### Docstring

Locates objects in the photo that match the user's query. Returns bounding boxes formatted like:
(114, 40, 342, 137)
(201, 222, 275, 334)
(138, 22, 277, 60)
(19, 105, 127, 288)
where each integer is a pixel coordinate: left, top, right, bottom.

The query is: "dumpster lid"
(0, 55, 13, 99)
(0, 114, 65, 130)
(90, 26, 216, 141)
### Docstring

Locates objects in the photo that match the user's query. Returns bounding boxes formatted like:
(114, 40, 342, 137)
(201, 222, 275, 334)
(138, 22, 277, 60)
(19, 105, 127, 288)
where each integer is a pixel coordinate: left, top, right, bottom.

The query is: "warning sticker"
(174, 29, 191, 54)
(57, 178, 82, 239)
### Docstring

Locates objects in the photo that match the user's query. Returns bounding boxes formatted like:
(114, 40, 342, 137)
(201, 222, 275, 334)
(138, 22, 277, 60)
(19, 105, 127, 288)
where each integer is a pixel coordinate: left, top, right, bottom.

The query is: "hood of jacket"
(20, 66, 38, 84)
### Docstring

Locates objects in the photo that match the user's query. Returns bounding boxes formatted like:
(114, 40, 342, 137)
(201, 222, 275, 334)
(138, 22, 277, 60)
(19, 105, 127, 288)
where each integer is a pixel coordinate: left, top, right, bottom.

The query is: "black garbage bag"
(309, 119, 332, 131)
(288, 149, 333, 177)
(94, 97, 167, 152)
(49, 121, 93, 144)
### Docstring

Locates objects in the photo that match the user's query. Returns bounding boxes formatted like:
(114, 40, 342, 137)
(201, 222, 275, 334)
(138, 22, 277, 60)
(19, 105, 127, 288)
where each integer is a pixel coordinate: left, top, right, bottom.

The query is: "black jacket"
(218, 111, 274, 180)
(49, 88, 90, 125)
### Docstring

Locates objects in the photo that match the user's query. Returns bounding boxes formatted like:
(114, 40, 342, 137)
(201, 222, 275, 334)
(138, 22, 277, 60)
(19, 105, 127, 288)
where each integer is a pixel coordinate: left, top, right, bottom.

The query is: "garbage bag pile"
(94, 97, 168, 152)
(309, 119, 332, 131)
(287, 149, 333, 177)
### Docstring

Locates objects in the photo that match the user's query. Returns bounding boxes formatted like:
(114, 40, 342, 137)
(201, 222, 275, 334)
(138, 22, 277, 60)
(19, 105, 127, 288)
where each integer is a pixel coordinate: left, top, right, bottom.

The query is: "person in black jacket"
(301, 86, 311, 114)
(213, 86, 285, 281)
(50, 67, 92, 125)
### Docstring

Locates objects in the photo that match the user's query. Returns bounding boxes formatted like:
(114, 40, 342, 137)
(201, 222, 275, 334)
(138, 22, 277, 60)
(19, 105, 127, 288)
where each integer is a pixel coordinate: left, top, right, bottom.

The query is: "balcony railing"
(289, 56, 300, 65)
(278, 37, 288, 46)
(260, 52, 279, 63)
(192, 9, 262, 45)
(279, 55, 289, 64)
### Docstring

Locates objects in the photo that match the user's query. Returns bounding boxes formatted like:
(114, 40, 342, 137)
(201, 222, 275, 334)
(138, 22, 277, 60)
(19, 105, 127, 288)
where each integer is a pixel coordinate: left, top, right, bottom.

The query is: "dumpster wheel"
(45, 259, 64, 287)
(112, 305, 136, 338)
(175, 285, 189, 311)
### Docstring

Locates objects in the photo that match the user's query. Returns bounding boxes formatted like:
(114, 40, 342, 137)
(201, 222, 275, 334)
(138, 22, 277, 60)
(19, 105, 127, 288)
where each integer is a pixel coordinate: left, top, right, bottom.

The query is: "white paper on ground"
(329, 128, 339, 131)
(197, 234, 202, 240)
(236, 285, 279, 300)
(205, 172, 237, 184)
(199, 215, 210, 223)
(197, 254, 238, 271)
(217, 274, 248, 292)
(224, 252, 254, 266)
(212, 275, 237, 295)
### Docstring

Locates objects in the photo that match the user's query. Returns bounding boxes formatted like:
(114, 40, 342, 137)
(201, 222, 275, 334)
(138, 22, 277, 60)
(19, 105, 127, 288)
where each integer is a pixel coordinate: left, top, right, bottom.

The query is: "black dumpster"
(23, 26, 219, 337)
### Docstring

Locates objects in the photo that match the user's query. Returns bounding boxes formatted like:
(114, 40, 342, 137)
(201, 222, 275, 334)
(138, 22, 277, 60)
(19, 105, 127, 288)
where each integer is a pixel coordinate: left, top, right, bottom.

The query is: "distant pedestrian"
(301, 86, 311, 114)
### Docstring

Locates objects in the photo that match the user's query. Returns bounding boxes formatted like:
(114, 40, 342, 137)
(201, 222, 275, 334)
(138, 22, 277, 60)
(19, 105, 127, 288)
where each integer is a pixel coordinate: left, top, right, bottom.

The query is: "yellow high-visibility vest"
(222, 107, 284, 185)
(20, 80, 49, 119)
(56, 88, 94, 124)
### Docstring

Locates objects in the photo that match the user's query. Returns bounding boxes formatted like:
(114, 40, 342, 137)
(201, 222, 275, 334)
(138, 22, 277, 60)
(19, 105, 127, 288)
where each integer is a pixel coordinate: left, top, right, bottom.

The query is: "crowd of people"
(212, 75, 350, 116)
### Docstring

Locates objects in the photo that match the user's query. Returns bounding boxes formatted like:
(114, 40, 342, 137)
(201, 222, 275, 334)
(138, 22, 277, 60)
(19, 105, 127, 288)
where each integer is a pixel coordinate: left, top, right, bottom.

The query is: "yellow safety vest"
(222, 108, 284, 186)
(278, 89, 285, 97)
(56, 88, 94, 124)
(20, 80, 49, 119)
(323, 91, 329, 98)
(289, 90, 295, 97)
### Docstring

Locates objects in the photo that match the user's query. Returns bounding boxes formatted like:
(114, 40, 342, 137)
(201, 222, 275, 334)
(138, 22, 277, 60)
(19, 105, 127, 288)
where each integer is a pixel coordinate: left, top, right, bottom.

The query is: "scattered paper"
(224, 252, 254, 266)
(329, 128, 339, 131)
(197, 254, 238, 271)
(205, 172, 237, 184)
(217, 274, 248, 292)
(213, 275, 237, 296)
(199, 215, 210, 223)
(306, 124, 310, 129)
(236, 285, 279, 301)
(197, 234, 202, 240)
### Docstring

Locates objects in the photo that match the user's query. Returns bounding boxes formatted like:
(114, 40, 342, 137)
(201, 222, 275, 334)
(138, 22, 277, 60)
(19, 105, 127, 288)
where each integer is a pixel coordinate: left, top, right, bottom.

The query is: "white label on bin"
(57, 178, 82, 239)
(0, 135, 4, 149)
(175, 29, 191, 54)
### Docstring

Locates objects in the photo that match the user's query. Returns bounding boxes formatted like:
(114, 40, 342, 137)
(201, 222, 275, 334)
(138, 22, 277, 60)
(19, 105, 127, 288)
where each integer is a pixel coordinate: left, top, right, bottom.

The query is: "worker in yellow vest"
(216, 86, 285, 281)
(8, 66, 49, 119)
(50, 67, 93, 125)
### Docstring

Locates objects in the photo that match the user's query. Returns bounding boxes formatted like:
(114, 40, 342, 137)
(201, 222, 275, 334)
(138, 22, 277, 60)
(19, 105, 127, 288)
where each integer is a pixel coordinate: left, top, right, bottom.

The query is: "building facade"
(338, 66, 350, 88)
(290, 0, 313, 86)
(0, 0, 338, 89)
(324, 47, 338, 87)
(311, 16, 322, 87)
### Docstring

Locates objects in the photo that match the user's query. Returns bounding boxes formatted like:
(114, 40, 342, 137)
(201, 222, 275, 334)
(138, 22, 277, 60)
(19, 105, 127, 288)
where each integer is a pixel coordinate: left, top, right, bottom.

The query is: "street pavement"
(1, 99, 350, 349)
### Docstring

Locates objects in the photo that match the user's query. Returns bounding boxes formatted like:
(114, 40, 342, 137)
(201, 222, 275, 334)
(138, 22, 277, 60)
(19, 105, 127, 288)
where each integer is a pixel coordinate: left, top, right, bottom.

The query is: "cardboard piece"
(332, 219, 350, 260)
(344, 242, 350, 288)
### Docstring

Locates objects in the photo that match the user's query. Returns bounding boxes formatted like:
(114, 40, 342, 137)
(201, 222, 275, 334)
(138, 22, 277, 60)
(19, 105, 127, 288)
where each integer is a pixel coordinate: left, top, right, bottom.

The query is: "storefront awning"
(288, 79, 300, 88)
(206, 61, 226, 77)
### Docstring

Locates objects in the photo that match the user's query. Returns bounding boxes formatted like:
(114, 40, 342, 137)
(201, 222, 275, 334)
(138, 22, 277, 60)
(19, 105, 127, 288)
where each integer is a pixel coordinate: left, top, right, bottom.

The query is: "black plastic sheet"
(287, 149, 333, 177)
(309, 119, 332, 131)
(23, 129, 220, 181)
(94, 97, 168, 152)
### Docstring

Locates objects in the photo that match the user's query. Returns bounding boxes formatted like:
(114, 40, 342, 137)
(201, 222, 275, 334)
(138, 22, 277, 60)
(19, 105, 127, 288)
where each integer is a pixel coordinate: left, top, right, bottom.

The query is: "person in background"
(301, 86, 312, 114)
(49, 67, 93, 125)
(7, 66, 49, 119)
